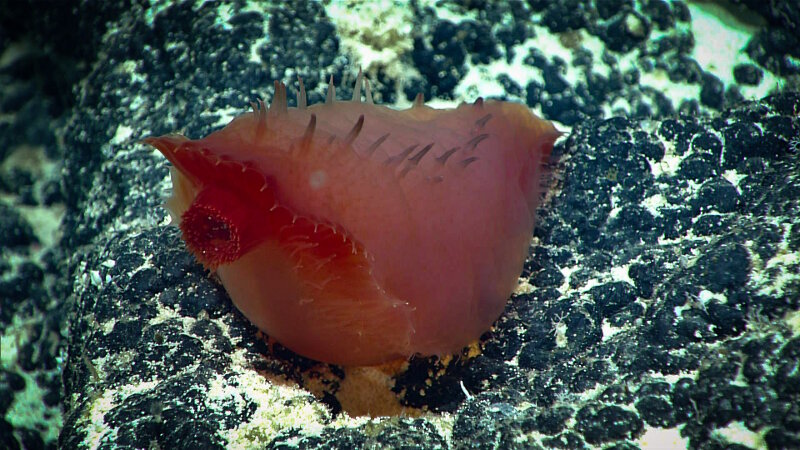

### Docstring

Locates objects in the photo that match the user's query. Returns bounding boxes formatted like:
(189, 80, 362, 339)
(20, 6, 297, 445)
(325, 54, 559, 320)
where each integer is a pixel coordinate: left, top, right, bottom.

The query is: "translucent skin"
(145, 89, 559, 366)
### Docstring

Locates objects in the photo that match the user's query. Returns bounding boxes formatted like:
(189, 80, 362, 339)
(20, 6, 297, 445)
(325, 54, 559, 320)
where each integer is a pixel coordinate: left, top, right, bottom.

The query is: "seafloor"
(1, 1, 799, 449)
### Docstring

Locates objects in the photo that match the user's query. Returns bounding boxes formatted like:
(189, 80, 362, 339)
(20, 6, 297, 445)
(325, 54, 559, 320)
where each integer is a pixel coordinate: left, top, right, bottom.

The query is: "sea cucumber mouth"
(176, 157, 369, 280)
(149, 128, 371, 280)
(180, 185, 250, 270)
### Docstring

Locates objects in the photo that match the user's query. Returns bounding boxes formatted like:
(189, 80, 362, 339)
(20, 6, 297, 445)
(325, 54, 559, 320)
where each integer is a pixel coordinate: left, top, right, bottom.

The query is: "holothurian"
(145, 72, 560, 366)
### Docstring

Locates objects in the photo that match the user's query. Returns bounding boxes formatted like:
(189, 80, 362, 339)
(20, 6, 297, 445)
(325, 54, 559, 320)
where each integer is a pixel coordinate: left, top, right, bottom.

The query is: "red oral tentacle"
(180, 185, 256, 270)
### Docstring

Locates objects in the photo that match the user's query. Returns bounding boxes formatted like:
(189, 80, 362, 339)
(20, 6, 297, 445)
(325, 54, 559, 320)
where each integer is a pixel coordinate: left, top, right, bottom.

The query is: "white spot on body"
(309, 170, 328, 190)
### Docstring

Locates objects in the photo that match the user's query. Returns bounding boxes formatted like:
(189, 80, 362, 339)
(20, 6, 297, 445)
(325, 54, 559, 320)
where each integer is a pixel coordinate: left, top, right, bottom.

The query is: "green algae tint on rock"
(145, 73, 560, 366)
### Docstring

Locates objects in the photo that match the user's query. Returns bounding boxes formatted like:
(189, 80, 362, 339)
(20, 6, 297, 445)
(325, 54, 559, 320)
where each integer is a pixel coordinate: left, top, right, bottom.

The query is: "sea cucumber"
(145, 72, 560, 366)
